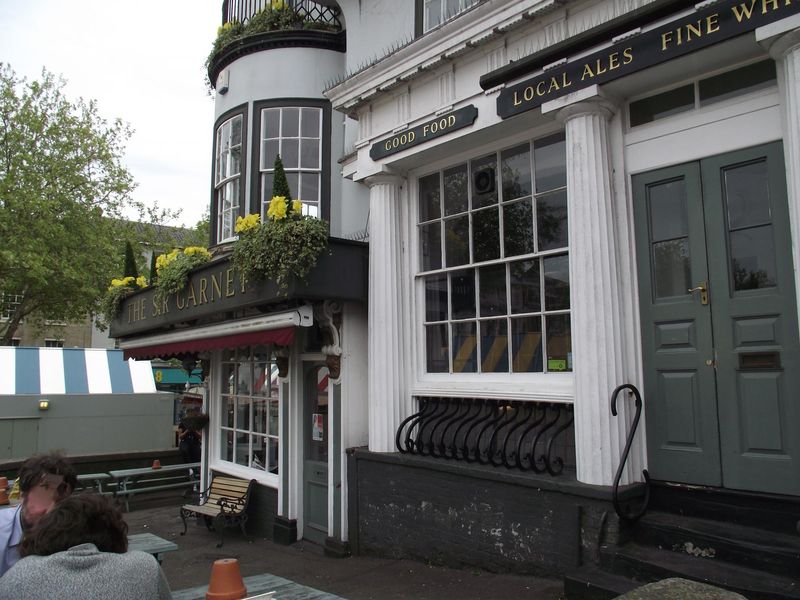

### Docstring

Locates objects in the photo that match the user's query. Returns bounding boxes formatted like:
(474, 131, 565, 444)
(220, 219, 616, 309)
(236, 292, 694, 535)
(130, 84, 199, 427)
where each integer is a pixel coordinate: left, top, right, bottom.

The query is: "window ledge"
(412, 373, 574, 403)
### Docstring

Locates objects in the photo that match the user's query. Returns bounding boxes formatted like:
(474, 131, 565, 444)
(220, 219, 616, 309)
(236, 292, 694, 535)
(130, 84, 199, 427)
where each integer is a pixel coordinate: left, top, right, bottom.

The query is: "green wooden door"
(634, 142, 800, 495)
(302, 363, 329, 544)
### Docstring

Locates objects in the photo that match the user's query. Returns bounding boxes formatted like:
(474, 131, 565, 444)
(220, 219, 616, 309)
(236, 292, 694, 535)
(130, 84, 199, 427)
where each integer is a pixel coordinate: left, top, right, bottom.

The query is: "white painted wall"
(337, 0, 415, 75)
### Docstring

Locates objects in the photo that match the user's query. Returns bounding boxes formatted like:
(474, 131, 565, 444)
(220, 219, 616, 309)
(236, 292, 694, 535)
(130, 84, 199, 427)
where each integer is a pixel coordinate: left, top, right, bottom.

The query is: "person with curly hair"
(0, 494, 173, 599)
(0, 451, 77, 576)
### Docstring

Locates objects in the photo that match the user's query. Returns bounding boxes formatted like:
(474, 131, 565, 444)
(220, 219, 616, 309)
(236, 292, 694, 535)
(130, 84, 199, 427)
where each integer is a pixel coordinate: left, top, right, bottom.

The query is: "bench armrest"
(218, 496, 246, 515)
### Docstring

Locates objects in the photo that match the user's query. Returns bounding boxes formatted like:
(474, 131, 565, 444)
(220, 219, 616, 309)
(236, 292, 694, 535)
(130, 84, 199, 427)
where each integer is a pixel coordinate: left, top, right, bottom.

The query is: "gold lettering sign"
(370, 106, 478, 160)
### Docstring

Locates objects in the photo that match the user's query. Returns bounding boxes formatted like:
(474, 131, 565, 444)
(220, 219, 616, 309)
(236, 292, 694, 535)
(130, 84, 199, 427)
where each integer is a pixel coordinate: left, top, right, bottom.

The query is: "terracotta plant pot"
(206, 558, 247, 600)
(152, 459, 162, 470)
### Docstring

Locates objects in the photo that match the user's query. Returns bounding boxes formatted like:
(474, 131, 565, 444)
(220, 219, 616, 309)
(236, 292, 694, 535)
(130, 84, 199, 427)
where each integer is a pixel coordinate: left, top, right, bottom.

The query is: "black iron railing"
(221, 0, 342, 30)
(396, 398, 574, 474)
(610, 384, 650, 521)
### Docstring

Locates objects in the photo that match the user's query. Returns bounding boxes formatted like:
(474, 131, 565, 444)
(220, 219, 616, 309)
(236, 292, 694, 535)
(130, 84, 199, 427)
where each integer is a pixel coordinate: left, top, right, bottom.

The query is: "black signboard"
(498, 0, 799, 118)
(370, 105, 478, 160)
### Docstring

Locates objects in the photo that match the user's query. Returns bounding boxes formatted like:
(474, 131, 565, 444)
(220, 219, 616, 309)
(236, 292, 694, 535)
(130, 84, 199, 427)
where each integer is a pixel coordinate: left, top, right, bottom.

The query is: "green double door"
(634, 142, 800, 496)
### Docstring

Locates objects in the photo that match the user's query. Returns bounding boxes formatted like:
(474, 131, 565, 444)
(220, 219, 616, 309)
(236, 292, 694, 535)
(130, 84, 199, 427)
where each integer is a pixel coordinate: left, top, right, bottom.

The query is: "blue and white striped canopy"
(0, 348, 156, 395)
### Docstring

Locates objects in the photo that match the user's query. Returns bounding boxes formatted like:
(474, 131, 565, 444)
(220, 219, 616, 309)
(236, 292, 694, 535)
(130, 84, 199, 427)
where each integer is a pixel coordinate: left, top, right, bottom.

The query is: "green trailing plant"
(153, 247, 212, 303)
(99, 275, 147, 327)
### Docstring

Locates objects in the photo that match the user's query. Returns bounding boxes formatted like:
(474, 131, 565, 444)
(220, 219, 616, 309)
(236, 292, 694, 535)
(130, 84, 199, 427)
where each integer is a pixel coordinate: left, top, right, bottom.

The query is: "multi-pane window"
(44, 339, 64, 348)
(260, 107, 322, 218)
(215, 114, 244, 242)
(423, 0, 480, 32)
(219, 346, 280, 474)
(419, 132, 571, 374)
(0, 293, 23, 321)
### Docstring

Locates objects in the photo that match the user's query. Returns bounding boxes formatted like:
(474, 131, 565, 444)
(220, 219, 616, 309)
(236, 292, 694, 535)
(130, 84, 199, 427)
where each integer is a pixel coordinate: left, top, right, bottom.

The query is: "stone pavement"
(123, 499, 565, 600)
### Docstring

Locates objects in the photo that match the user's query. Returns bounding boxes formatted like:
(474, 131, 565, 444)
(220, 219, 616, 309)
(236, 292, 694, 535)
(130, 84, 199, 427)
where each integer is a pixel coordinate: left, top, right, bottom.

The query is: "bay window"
(214, 112, 245, 243)
(419, 132, 571, 374)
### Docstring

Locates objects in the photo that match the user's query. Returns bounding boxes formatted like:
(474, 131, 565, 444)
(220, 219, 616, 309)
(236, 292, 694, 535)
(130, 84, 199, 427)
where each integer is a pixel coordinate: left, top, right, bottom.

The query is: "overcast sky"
(0, 0, 220, 228)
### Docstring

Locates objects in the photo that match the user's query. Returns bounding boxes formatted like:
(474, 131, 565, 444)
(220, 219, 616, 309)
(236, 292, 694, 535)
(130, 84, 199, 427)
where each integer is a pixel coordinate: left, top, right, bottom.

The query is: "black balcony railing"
(222, 0, 342, 30)
(396, 398, 575, 475)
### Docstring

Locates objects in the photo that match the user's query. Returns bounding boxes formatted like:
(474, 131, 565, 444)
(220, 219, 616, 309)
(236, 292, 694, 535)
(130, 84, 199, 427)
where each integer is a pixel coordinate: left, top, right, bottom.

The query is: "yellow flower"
(156, 249, 180, 274)
(291, 200, 303, 216)
(235, 213, 261, 233)
(135, 276, 147, 288)
(184, 246, 212, 260)
(267, 196, 288, 220)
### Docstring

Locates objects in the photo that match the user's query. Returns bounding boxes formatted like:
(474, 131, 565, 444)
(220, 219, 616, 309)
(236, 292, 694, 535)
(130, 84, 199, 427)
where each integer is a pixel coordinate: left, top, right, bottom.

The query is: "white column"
(764, 27, 800, 329)
(364, 174, 409, 452)
(557, 99, 639, 486)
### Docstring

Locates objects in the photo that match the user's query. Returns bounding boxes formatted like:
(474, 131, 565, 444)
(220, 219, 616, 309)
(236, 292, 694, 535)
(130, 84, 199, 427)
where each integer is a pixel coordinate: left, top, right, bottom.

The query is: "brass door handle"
(688, 281, 709, 305)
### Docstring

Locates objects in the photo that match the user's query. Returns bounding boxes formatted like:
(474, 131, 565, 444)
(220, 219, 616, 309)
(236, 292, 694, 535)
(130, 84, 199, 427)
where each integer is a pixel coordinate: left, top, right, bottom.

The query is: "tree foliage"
(0, 64, 145, 343)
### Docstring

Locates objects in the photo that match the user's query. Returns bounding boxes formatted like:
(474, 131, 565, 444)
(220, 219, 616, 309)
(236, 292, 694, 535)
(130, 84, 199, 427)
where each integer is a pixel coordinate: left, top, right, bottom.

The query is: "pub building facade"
(113, 0, 800, 594)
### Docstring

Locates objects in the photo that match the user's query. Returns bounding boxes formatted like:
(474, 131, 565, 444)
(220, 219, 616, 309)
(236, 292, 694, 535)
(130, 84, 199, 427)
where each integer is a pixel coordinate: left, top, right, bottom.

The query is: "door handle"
(688, 281, 709, 305)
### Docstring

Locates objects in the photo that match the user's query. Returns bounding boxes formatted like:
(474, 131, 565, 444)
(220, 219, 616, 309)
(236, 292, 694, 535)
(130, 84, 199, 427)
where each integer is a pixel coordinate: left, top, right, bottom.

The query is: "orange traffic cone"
(205, 558, 247, 600)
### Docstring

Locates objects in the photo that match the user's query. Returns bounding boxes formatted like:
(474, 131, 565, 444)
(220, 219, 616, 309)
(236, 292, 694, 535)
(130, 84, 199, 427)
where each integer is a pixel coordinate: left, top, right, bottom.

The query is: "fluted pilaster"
(365, 174, 409, 452)
(557, 100, 640, 486)
(767, 29, 800, 329)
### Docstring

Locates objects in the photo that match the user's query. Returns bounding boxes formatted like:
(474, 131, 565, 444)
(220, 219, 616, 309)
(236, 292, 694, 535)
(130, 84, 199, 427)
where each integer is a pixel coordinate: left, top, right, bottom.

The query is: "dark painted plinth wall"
(348, 449, 627, 577)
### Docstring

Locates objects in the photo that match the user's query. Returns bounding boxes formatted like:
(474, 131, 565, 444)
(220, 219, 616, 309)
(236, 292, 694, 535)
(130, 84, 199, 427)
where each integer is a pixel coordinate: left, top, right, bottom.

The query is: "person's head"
(20, 494, 128, 557)
(18, 452, 77, 528)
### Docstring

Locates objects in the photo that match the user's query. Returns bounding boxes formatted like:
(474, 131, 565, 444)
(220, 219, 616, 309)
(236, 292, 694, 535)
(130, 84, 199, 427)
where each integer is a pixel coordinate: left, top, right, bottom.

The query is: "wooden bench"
(179, 475, 255, 548)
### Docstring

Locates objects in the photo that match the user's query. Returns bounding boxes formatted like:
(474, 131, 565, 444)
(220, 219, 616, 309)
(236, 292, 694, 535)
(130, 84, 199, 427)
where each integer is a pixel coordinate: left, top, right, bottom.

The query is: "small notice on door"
(312, 413, 324, 442)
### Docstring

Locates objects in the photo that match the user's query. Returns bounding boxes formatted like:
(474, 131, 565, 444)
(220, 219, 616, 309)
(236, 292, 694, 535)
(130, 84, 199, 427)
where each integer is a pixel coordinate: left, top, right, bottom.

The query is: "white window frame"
(409, 129, 575, 403)
(1, 293, 23, 321)
(423, 0, 480, 33)
(215, 114, 244, 243)
(259, 106, 323, 218)
(210, 347, 281, 488)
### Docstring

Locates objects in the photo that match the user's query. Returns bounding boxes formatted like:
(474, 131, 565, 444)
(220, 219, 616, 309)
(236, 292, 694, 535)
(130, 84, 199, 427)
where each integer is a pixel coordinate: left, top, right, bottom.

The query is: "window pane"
(263, 108, 280, 138)
(425, 275, 448, 321)
(479, 264, 506, 317)
(510, 259, 541, 314)
(501, 144, 531, 202)
(286, 172, 299, 199)
(653, 239, 690, 298)
(451, 269, 475, 319)
(425, 0, 442, 30)
(724, 160, 771, 229)
(253, 398, 267, 433)
(649, 179, 688, 241)
(452, 321, 477, 373)
(235, 431, 249, 466)
(481, 319, 508, 373)
(537, 190, 568, 251)
(261, 173, 274, 205)
(282, 139, 299, 169)
(237, 397, 251, 431)
(420, 222, 442, 271)
(301, 107, 321, 137)
(251, 435, 267, 471)
(262, 139, 280, 170)
(222, 396, 235, 428)
(544, 254, 570, 311)
(443, 164, 468, 216)
(426, 324, 449, 372)
(699, 60, 776, 106)
(253, 361, 271, 397)
(504, 199, 534, 257)
(471, 153, 498, 209)
(221, 430, 233, 462)
(269, 438, 279, 474)
(221, 363, 236, 395)
(236, 363, 252, 396)
(299, 173, 319, 203)
(511, 316, 543, 372)
(534, 132, 566, 192)
(546, 314, 572, 372)
(419, 173, 441, 222)
(731, 226, 777, 290)
(472, 207, 500, 262)
(630, 85, 694, 127)
(269, 400, 279, 436)
(231, 115, 242, 146)
(445, 215, 470, 267)
(300, 139, 320, 169)
(282, 107, 299, 137)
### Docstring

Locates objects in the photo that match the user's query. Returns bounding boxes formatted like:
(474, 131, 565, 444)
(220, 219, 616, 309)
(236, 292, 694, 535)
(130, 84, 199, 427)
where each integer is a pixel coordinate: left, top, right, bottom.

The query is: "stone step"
(632, 510, 800, 578)
(604, 543, 800, 600)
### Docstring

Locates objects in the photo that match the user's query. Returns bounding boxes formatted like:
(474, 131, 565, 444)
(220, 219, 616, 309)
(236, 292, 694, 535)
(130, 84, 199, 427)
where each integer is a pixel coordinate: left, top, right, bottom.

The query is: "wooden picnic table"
(109, 462, 200, 511)
(128, 532, 178, 564)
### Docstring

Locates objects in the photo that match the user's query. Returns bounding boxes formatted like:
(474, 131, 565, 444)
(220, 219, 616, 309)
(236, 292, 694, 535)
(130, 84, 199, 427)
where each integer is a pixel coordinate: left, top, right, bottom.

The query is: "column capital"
(765, 27, 800, 60)
(364, 172, 406, 189)
(556, 97, 617, 125)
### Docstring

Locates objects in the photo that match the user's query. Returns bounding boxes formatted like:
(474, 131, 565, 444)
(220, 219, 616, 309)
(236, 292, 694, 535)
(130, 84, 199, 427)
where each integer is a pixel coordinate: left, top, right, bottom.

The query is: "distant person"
(0, 494, 172, 599)
(177, 421, 202, 464)
(0, 452, 77, 576)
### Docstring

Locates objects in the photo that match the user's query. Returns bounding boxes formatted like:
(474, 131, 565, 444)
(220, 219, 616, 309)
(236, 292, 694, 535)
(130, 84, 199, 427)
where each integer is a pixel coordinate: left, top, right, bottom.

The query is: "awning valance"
(118, 306, 311, 360)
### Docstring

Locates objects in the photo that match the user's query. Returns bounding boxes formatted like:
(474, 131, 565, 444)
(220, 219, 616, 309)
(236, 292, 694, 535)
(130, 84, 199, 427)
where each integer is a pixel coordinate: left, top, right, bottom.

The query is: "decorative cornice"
(207, 29, 346, 89)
